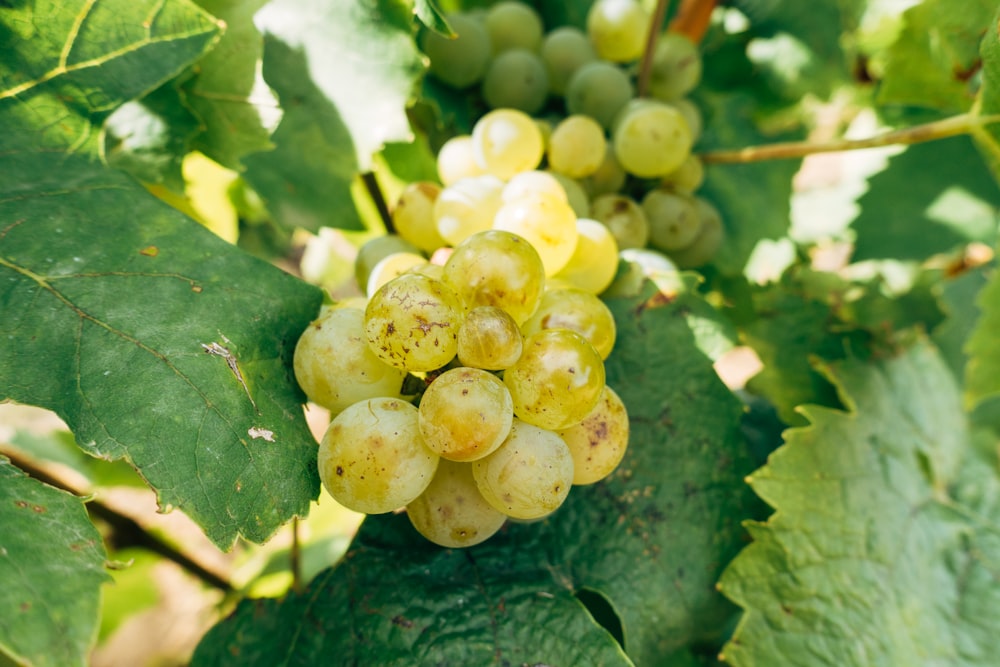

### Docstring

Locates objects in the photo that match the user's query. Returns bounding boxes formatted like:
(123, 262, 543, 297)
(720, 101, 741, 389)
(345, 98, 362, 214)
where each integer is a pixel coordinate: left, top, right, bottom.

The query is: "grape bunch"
(416, 0, 725, 271)
(295, 229, 629, 548)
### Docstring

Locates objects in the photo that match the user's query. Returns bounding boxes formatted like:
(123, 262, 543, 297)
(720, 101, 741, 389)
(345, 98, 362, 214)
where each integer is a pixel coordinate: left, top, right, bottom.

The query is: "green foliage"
(976, 5, 1000, 179)
(966, 263, 1000, 410)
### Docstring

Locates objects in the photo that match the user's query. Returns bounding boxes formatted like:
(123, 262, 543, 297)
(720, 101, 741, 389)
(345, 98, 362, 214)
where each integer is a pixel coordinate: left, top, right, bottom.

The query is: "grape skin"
(422, 14, 492, 89)
(541, 26, 597, 95)
(493, 192, 579, 277)
(471, 109, 545, 180)
(558, 385, 630, 485)
(613, 99, 693, 178)
(521, 287, 617, 360)
(485, 1, 544, 53)
(392, 181, 447, 253)
(481, 49, 550, 114)
(553, 218, 620, 295)
(418, 367, 514, 462)
(591, 193, 650, 250)
(547, 114, 608, 179)
(642, 189, 702, 252)
(566, 60, 635, 129)
(406, 459, 508, 548)
(456, 306, 524, 370)
(586, 0, 651, 63)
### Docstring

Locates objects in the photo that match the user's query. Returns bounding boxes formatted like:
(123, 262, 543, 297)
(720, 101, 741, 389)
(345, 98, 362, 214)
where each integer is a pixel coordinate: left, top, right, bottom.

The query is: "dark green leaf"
(0, 151, 324, 548)
(850, 135, 1000, 262)
(932, 266, 991, 381)
(413, 0, 454, 36)
(0, 456, 111, 667)
(720, 337, 1000, 665)
(0, 0, 220, 153)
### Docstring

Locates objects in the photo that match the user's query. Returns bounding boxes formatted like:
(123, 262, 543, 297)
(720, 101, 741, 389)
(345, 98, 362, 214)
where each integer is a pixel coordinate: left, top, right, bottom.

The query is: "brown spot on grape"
(336, 466, 344, 476)
(387, 322, 396, 334)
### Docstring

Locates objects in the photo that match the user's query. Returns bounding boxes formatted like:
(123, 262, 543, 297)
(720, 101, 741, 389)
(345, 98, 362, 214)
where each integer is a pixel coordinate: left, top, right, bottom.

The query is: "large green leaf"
(193, 283, 761, 665)
(966, 263, 1000, 411)
(975, 5, 1000, 181)
(0, 151, 324, 548)
(719, 337, 1000, 665)
(0, 0, 220, 153)
(241, 0, 425, 232)
(0, 456, 111, 667)
(849, 135, 1000, 262)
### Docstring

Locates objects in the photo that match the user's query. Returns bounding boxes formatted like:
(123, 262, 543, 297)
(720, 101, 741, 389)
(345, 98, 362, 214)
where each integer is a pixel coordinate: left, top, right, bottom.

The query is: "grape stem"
(637, 0, 674, 98)
(699, 112, 1000, 164)
(668, 0, 718, 44)
(361, 171, 395, 234)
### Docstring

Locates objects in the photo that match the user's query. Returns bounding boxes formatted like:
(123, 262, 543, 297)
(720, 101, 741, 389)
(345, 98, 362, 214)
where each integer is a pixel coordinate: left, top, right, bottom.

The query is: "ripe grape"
(354, 235, 421, 294)
(472, 419, 575, 520)
(521, 287, 617, 360)
(586, 0, 651, 63)
(591, 193, 650, 249)
(565, 61, 634, 129)
(317, 398, 438, 514)
(547, 171, 591, 218)
(547, 114, 607, 179)
(471, 108, 545, 180)
(557, 386, 629, 485)
(456, 305, 524, 370)
(502, 170, 568, 204)
(553, 218, 620, 295)
(422, 13, 492, 89)
(366, 252, 428, 297)
(504, 329, 605, 430)
(481, 49, 550, 114)
(392, 181, 447, 253)
(434, 175, 504, 247)
(418, 367, 514, 462)
(582, 149, 628, 197)
(493, 192, 579, 276)
(642, 189, 702, 251)
(364, 273, 463, 372)
(443, 230, 545, 325)
(406, 459, 507, 548)
(437, 135, 486, 186)
(541, 26, 597, 95)
(661, 154, 704, 194)
(293, 307, 407, 415)
(485, 1, 543, 53)
(669, 197, 725, 268)
(613, 99, 693, 177)
(648, 32, 702, 101)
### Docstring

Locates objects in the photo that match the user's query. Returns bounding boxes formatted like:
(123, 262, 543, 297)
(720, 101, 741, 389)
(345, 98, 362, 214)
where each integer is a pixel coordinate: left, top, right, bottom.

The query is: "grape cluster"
(295, 228, 628, 548)
(419, 0, 724, 270)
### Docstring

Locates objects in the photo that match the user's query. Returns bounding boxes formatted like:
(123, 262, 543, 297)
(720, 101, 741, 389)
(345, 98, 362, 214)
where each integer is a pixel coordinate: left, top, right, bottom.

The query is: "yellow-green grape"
(669, 197, 725, 268)
(591, 193, 649, 249)
(566, 60, 634, 129)
(366, 252, 428, 297)
(642, 189, 702, 251)
(456, 305, 524, 370)
(422, 13, 492, 89)
(493, 193, 579, 276)
(648, 32, 702, 102)
(406, 261, 445, 282)
(613, 99, 692, 178)
(472, 419, 575, 519)
(418, 367, 514, 462)
(553, 218, 619, 294)
(521, 287, 617, 360)
(557, 385, 629, 485)
(586, 0, 651, 63)
(434, 175, 504, 247)
(364, 273, 463, 372)
(392, 182, 447, 253)
(354, 235, 421, 293)
(293, 307, 407, 415)
(318, 398, 439, 514)
(547, 115, 607, 179)
(582, 149, 627, 198)
(471, 108, 545, 180)
(406, 460, 507, 548)
(541, 26, 597, 95)
(504, 329, 605, 430)
(670, 98, 703, 142)
(485, 1, 543, 53)
(502, 170, 568, 204)
(437, 135, 486, 186)
(443, 230, 545, 325)
(661, 154, 704, 194)
(547, 171, 591, 218)
(481, 49, 550, 114)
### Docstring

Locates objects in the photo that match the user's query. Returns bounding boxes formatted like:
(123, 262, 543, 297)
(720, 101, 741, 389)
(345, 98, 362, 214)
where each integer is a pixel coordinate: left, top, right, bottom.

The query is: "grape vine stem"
(699, 112, 1000, 164)
(361, 171, 395, 233)
(637, 0, 673, 98)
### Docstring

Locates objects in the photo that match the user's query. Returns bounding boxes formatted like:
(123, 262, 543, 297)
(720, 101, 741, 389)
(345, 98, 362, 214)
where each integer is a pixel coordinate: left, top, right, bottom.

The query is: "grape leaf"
(193, 283, 760, 664)
(966, 262, 1000, 411)
(240, 0, 424, 232)
(0, 0, 220, 153)
(0, 151, 324, 548)
(719, 337, 1000, 665)
(849, 135, 1000, 262)
(974, 5, 1000, 181)
(0, 456, 111, 667)
(413, 0, 454, 36)
(932, 267, 991, 381)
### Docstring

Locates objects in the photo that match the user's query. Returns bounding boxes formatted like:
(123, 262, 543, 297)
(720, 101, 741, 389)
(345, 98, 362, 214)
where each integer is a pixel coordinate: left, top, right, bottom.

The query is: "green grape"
(541, 26, 597, 95)
(406, 459, 507, 548)
(366, 252, 428, 297)
(392, 181, 447, 253)
(318, 397, 439, 514)
(493, 192, 579, 276)
(504, 329, 605, 430)
(557, 385, 629, 485)
(485, 1, 543, 53)
(670, 98, 703, 142)
(521, 287, 617, 360)
(434, 175, 504, 247)
(668, 197, 725, 268)
(661, 154, 704, 194)
(648, 32, 702, 102)
(642, 189, 702, 251)
(620, 247, 678, 275)
(364, 273, 464, 372)
(443, 229, 545, 325)
(437, 134, 486, 186)
(591, 193, 649, 249)
(566, 61, 634, 129)
(481, 49, 549, 114)
(586, 0, 651, 63)
(547, 171, 591, 218)
(471, 108, 545, 180)
(547, 114, 607, 179)
(456, 305, 524, 370)
(502, 170, 568, 204)
(293, 307, 407, 415)
(613, 99, 693, 177)
(354, 234, 421, 294)
(419, 367, 514, 462)
(422, 13, 492, 89)
(582, 149, 627, 197)
(553, 218, 620, 294)
(406, 261, 445, 282)
(472, 419, 574, 519)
